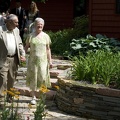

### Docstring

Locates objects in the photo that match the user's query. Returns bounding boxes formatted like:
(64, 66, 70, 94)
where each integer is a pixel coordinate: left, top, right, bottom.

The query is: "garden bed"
(55, 77, 120, 120)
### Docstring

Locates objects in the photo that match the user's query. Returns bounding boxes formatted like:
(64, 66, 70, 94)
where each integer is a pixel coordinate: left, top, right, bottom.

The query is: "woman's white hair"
(34, 17, 45, 25)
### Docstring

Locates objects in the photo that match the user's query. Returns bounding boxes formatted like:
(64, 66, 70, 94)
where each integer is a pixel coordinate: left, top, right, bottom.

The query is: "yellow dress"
(26, 32, 51, 90)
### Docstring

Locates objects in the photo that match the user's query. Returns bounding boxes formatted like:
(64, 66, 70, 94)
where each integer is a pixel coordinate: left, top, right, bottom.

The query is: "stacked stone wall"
(56, 78, 120, 120)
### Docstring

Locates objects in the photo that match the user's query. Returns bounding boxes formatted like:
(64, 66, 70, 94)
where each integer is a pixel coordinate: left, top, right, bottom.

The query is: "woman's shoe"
(30, 98, 36, 105)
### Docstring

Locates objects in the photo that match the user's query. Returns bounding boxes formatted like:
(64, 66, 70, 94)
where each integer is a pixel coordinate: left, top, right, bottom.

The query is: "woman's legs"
(29, 65, 37, 104)
(31, 90, 36, 99)
(30, 90, 36, 105)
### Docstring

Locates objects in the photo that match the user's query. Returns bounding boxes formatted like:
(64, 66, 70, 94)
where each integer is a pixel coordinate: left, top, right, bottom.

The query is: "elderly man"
(0, 14, 26, 102)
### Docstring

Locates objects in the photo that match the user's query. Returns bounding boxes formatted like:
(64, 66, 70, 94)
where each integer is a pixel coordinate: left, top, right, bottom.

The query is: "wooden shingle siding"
(92, 10, 114, 15)
(89, 0, 120, 39)
(92, 16, 120, 21)
(10, 0, 74, 31)
(92, 4, 114, 9)
(92, 0, 114, 4)
(39, 0, 74, 31)
(92, 21, 120, 27)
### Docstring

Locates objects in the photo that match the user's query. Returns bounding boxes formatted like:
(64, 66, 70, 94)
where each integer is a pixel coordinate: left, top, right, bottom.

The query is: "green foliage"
(70, 34, 120, 56)
(20, 61, 26, 67)
(48, 15, 89, 56)
(0, 89, 22, 120)
(34, 94, 46, 120)
(48, 29, 73, 55)
(71, 50, 120, 88)
(34, 85, 49, 120)
(72, 15, 89, 38)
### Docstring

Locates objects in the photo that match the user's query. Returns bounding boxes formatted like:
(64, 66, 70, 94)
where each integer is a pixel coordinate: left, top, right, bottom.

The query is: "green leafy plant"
(71, 50, 120, 88)
(70, 34, 120, 56)
(34, 85, 49, 120)
(48, 29, 72, 55)
(72, 15, 89, 38)
(48, 15, 88, 56)
(0, 88, 22, 120)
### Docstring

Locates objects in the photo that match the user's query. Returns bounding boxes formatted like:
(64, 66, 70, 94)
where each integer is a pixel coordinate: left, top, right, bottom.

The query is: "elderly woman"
(25, 18, 52, 105)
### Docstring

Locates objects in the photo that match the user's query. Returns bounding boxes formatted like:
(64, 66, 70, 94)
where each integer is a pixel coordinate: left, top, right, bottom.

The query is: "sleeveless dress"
(28, 13, 35, 33)
(26, 32, 51, 90)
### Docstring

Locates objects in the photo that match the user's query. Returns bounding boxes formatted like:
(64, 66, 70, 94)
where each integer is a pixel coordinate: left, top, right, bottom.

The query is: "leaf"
(86, 34, 96, 40)
(89, 42, 96, 47)
(72, 44, 82, 50)
(96, 34, 104, 38)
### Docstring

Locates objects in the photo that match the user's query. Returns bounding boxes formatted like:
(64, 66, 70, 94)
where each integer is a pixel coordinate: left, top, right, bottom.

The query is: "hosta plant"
(70, 34, 120, 56)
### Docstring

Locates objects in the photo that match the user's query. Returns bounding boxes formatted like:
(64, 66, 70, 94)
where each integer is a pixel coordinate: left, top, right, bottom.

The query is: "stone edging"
(55, 77, 120, 120)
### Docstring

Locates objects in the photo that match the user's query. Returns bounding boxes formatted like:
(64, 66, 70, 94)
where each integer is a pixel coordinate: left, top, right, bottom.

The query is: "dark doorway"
(74, 0, 87, 18)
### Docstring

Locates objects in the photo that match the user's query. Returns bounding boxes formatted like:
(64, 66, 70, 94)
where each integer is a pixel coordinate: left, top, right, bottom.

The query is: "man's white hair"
(34, 17, 45, 25)
(6, 14, 17, 20)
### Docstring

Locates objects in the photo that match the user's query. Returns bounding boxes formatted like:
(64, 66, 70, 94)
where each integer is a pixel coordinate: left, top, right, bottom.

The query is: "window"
(116, 0, 120, 13)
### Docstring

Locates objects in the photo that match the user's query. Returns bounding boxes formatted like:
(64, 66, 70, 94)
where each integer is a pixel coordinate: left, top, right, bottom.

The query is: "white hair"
(34, 17, 45, 25)
(6, 14, 17, 20)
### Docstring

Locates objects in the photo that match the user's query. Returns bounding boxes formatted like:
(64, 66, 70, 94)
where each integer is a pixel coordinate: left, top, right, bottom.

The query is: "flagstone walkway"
(0, 58, 95, 120)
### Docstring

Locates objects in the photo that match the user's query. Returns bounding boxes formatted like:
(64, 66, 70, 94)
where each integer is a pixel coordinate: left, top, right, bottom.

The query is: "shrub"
(48, 29, 73, 55)
(71, 50, 120, 88)
(48, 15, 89, 56)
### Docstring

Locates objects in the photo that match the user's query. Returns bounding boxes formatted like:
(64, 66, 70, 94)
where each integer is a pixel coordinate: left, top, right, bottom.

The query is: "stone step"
(0, 95, 56, 109)
(14, 85, 57, 100)
(50, 70, 62, 78)
(15, 78, 58, 88)
(57, 64, 72, 70)
(17, 68, 66, 79)
(15, 59, 71, 101)
(14, 77, 58, 100)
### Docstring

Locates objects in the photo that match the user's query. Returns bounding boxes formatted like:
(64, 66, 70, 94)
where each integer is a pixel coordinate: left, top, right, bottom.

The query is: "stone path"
(0, 59, 94, 120)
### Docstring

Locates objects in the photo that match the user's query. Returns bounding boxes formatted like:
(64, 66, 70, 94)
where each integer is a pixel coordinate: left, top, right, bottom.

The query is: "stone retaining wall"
(55, 78, 120, 120)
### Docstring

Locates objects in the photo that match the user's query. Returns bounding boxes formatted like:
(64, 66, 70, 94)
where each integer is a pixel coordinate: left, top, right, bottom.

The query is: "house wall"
(10, 0, 74, 31)
(89, 0, 120, 39)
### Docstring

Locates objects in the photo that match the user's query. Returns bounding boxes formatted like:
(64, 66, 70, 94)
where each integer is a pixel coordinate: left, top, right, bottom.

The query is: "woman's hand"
(49, 62, 53, 69)
(20, 56, 26, 62)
